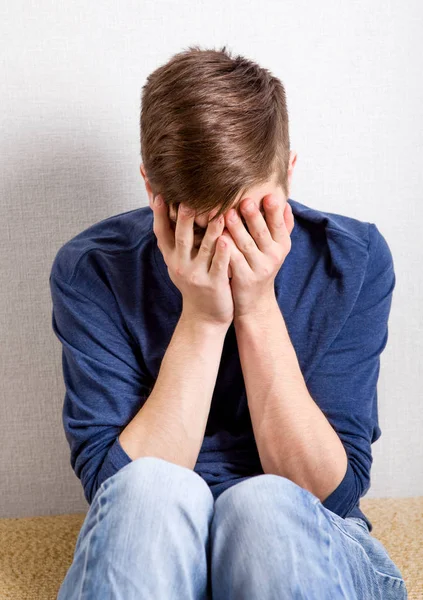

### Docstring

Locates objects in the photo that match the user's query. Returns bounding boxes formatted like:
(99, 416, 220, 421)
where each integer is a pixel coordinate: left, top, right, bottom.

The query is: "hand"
(152, 195, 234, 328)
(221, 195, 295, 319)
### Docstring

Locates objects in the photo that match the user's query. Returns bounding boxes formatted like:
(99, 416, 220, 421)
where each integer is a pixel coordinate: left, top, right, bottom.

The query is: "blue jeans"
(57, 456, 408, 599)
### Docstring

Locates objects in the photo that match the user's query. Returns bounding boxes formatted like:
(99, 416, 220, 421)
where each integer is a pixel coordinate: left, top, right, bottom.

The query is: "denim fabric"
(57, 457, 408, 600)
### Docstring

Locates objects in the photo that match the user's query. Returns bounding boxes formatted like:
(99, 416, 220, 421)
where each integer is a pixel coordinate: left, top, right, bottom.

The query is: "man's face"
(167, 173, 287, 249)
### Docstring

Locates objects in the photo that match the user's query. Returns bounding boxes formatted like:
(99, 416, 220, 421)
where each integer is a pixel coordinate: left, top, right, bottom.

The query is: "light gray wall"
(1, 1, 422, 518)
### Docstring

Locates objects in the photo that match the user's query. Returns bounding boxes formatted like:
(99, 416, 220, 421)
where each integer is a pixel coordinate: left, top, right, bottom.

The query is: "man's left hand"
(221, 195, 295, 319)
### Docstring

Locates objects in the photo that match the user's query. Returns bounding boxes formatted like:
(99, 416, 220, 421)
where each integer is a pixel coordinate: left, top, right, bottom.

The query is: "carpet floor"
(0, 496, 421, 599)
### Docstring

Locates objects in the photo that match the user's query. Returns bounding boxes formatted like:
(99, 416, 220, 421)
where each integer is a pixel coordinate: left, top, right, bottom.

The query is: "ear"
(287, 151, 297, 196)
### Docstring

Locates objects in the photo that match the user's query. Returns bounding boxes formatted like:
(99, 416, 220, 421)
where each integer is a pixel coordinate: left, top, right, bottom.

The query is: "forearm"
(234, 299, 348, 503)
(119, 313, 228, 470)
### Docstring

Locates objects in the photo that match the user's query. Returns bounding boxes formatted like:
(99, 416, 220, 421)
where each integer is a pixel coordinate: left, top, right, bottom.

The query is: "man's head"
(139, 45, 297, 247)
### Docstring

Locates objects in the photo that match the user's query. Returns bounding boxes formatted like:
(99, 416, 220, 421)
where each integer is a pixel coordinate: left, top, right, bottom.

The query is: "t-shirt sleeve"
(49, 271, 153, 505)
(304, 222, 396, 518)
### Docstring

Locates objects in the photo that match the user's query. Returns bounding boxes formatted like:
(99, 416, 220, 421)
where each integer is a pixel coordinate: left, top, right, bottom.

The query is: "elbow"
(321, 460, 365, 518)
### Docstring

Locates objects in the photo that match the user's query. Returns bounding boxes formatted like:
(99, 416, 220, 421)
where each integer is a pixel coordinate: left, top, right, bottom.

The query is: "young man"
(50, 46, 407, 599)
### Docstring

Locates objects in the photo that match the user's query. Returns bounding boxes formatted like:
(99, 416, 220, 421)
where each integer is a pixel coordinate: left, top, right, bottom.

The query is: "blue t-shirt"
(49, 198, 396, 533)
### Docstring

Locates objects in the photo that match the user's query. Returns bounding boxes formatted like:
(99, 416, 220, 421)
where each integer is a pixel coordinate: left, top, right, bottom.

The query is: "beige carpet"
(0, 497, 421, 599)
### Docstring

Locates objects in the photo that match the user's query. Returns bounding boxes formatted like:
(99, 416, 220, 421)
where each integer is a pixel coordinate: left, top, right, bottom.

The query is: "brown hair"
(140, 44, 290, 223)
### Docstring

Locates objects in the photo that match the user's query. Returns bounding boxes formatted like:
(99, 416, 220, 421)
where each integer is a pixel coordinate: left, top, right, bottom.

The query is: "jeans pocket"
(328, 513, 408, 598)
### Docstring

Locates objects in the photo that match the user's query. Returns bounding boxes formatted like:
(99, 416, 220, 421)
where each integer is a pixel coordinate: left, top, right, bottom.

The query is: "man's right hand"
(152, 194, 234, 328)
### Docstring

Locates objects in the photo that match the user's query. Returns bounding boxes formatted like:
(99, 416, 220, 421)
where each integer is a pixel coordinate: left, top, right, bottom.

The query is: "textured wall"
(1, 0, 422, 518)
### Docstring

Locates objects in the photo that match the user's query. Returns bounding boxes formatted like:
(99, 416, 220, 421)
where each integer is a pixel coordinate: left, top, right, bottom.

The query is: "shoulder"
(50, 206, 154, 285)
(289, 197, 369, 245)
(289, 197, 394, 275)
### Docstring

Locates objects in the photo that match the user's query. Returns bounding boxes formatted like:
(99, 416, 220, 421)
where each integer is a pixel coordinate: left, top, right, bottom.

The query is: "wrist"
(180, 311, 232, 335)
(234, 297, 279, 325)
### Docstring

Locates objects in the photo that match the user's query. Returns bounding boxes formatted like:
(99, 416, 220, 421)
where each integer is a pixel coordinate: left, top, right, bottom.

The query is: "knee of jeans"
(102, 456, 213, 504)
(214, 473, 319, 521)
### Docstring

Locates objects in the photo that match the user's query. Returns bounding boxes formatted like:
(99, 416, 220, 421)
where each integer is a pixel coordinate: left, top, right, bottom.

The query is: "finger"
(196, 208, 225, 271)
(152, 194, 174, 258)
(209, 233, 231, 280)
(238, 198, 273, 254)
(225, 204, 262, 270)
(263, 195, 290, 244)
(174, 202, 196, 262)
(220, 230, 252, 279)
